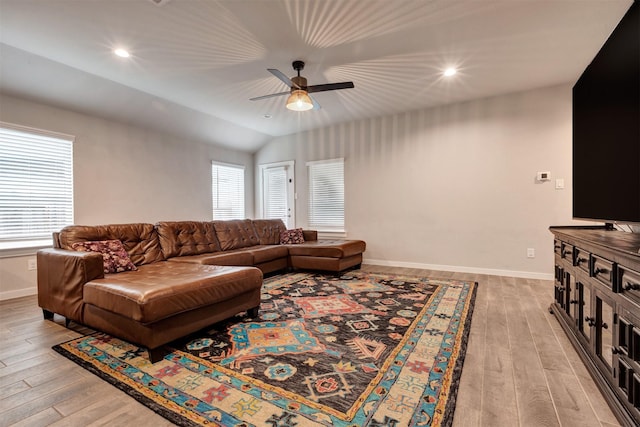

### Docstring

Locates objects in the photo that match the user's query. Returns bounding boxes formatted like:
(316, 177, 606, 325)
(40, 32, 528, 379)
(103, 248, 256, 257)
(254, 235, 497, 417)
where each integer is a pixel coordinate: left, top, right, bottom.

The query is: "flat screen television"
(572, 0, 640, 225)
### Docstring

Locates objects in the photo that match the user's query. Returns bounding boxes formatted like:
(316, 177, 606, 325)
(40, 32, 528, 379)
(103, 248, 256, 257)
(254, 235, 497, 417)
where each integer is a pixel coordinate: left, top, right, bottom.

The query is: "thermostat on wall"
(537, 171, 551, 181)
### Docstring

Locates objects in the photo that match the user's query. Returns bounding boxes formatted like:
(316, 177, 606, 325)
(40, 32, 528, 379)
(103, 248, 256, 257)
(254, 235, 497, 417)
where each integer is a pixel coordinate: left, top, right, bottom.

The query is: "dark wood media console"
(550, 226, 640, 426)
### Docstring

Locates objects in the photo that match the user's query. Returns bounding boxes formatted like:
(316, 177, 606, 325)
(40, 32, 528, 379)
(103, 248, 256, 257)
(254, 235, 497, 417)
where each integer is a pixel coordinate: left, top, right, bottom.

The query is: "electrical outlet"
(527, 248, 535, 258)
(27, 258, 37, 271)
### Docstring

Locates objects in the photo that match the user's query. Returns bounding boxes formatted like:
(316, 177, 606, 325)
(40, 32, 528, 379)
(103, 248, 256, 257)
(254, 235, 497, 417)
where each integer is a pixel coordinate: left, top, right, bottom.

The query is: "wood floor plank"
(53, 381, 120, 417)
(480, 352, 519, 426)
(505, 295, 560, 427)
(0, 380, 30, 400)
(0, 376, 94, 426)
(8, 407, 62, 427)
(0, 371, 84, 412)
(575, 372, 622, 426)
(480, 281, 519, 426)
(0, 345, 51, 367)
(50, 395, 134, 426)
(0, 355, 73, 389)
(451, 340, 483, 427)
(544, 371, 602, 427)
(23, 362, 79, 388)
(0, 353, 55, 380)
(87, 402, 173, 426)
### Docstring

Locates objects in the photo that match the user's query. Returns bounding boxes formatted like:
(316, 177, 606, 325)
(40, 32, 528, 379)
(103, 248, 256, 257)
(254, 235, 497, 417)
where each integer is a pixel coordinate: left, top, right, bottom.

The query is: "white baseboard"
(363, 258, 554, 281)
(0, 287, 37, 301)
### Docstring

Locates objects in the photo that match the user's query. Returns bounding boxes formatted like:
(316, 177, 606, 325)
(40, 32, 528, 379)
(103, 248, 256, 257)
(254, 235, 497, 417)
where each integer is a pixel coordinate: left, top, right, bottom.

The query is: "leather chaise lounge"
(37, 219, 366, 362)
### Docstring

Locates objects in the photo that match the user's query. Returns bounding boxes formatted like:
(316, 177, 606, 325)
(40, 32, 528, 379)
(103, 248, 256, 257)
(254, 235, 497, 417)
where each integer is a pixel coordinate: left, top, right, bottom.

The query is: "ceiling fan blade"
(307, 81, 354, 93)
(249, 91, 291, 101)
(267, 68, 300, 89)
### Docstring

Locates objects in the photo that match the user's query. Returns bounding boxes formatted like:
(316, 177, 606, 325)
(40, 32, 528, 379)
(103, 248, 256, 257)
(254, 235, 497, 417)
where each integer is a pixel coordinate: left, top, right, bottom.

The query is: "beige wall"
(0, 94, 254, 299)
(256, 84, 588, 278)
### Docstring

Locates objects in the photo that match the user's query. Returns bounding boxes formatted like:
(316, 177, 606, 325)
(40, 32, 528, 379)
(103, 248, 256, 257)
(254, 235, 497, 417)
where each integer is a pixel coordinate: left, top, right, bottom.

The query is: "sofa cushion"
(59, 223, 164, 266)
(213, 219, 260, 250)
(252, 219, 287, 245)
(166, 249, 254, 266)
(290, 254, 363, 272)
(286, 239, 366, 258)
(156, 221, 221, 258)
(71, 240, 137, 274)
(280, 228, 305, 244)
(83, 262, 262, 324)
(246, 245, 289, 264)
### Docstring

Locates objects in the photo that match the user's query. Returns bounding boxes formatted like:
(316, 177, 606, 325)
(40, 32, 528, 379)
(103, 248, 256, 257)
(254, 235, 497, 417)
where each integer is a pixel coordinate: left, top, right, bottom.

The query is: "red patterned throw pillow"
(280, 228, 305, 245)
(71, 239, 138, 274)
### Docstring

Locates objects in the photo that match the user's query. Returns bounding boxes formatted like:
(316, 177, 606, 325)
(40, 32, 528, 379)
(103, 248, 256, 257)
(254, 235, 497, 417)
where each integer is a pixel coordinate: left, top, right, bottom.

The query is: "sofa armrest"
(302, 230, 318, 241)
(37, 248, 104, 322)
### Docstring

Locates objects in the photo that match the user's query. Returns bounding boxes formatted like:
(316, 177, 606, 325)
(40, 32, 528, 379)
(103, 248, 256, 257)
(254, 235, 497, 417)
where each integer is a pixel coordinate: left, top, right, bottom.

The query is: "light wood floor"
(0, 265, 621, 426)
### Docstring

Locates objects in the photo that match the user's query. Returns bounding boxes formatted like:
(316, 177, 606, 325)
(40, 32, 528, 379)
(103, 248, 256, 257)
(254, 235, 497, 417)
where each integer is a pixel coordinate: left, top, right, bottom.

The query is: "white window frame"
(306, 158, 345, 233)
(0, 122, 74, 251)
(258, 160, 295, 228)
(211, 161, 245, 220)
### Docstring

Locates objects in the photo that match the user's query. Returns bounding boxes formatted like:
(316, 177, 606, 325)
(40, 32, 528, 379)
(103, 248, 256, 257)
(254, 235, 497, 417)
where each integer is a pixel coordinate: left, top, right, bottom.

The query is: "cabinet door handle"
(577, 257, 588, 265)
(593, 267, 608, 277)
(585, 316, 596, 327)
(612, 346, 622, 355)
(623, 282, 640, 291)
(570, 299, 579, 304)
(602, 322, 609, 330)
(557, 287, 565, 292)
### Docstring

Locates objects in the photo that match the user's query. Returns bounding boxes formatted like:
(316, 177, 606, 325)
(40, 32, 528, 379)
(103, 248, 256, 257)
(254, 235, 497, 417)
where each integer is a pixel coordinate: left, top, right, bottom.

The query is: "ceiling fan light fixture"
(286, 90, 313, 111)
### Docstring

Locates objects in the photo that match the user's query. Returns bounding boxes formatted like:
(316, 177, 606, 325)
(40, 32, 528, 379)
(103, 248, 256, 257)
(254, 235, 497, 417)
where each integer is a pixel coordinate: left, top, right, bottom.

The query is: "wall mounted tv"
(572, 0, 640, 225)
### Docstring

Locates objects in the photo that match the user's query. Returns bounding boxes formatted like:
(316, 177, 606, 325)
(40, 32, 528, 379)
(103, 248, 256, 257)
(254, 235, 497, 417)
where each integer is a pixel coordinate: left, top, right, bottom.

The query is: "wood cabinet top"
(550, 226, 640, 269)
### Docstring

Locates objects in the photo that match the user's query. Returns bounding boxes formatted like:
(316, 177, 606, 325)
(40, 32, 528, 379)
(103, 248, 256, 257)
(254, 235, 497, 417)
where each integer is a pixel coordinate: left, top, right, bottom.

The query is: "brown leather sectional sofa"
(37, 218, 365, 361)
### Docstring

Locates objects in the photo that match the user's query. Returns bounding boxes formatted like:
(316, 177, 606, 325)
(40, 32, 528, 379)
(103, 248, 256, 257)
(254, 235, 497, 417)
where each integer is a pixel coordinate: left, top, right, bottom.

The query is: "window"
(211, 162, 245, 220)
(307, 158, 344, 231)
(0, 122, 74, 249)
(259, 161, 295, 228)
(263, 166, 288, 221)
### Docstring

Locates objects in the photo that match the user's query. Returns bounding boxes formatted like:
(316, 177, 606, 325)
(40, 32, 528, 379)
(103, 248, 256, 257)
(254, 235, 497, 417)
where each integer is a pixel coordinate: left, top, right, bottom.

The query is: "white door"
(260, 161, 295, 228)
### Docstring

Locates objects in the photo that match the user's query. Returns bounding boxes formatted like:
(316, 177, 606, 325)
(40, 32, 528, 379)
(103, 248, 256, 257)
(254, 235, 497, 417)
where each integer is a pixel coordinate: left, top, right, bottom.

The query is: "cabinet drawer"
(554, 239, 562, 256)
(619, 266, 640, 305)
(561, 242, 574, 261)
(592, 254, 615, 289)
(574, 246, 590, 274)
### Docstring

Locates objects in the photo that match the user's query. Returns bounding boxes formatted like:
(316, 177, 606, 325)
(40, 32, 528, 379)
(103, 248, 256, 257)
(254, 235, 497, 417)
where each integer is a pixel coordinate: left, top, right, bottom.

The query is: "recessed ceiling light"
(263, 114, 272, 119)
(114, 48, 130, 58)
(443, 67, 457, 77)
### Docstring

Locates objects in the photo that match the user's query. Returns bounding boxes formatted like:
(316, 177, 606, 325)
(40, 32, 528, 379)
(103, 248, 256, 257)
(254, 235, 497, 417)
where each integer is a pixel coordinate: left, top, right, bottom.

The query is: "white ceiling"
(0, 0, 633, 152)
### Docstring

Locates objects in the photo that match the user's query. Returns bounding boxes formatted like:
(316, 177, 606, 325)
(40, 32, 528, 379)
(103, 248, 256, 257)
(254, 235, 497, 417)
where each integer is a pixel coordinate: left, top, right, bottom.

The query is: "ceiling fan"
(250, 60, 354, 111)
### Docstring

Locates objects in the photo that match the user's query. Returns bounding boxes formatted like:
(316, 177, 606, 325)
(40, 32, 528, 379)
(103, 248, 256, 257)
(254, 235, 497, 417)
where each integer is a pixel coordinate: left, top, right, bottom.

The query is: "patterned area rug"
(54, 271, 476, 427)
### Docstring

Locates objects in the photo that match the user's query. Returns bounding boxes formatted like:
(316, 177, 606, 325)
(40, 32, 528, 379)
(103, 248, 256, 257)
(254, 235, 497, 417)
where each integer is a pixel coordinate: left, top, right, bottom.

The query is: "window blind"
(307, 158, 344, 231)
(0, 123, 74, 245)
(263, 166, 288, 223)
(212, 162, 245, 220)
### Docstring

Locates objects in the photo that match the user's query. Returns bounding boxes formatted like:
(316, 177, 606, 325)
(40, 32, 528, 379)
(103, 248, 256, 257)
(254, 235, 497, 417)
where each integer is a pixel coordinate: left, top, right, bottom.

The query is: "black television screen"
(572, 0, 640, 224)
